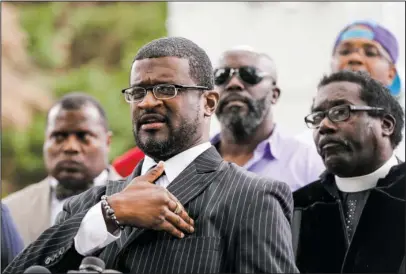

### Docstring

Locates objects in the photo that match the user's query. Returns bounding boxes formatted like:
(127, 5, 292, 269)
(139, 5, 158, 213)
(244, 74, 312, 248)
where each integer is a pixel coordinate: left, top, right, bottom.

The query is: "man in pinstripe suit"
(4, 37, 298, 274)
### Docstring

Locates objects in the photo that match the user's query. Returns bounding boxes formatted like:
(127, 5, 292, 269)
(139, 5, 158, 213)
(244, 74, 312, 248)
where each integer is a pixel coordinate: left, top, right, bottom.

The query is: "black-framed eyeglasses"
(213, 66, 274, 86)
(121, 84, 209, 103)
(304, 104, 385, 129)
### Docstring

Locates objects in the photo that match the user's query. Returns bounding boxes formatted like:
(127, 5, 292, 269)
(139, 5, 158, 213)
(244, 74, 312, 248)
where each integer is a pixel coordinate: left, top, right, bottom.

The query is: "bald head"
(218, 47, 278, 82)
(214, 47, 281, 143)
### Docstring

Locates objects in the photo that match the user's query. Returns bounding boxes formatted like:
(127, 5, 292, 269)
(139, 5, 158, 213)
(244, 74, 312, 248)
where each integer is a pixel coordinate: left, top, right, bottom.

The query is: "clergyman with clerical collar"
(293, 70, 405, 273)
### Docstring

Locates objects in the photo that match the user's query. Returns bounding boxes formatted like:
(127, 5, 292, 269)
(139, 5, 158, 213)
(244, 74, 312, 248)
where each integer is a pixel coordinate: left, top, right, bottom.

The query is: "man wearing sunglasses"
(297, 21, 405, 161)
(292, 70, 405, 273)
(212, 47, 325, 191)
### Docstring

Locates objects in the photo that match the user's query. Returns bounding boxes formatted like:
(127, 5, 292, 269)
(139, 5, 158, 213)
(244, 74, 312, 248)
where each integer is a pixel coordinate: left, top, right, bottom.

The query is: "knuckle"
(162, 209, 169, 218)
(164, 197, 171, 206)
(155, 215, 165, 225)
(169, 226, 176, 234)
(159, 208, 167, 217)
(149, 170, 158, 177)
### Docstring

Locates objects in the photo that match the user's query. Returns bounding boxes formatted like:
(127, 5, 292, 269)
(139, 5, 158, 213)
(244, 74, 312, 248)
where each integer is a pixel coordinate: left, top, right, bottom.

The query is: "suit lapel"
(296, 176, 348, 272)
(342, 165, 406, 272)
(117, 147, 224, 252)
(167, 147, 224, 206)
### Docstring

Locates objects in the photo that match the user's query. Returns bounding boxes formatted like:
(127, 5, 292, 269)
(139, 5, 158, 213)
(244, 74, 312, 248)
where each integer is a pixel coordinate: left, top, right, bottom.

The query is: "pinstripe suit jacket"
(4, 147, 299, 274)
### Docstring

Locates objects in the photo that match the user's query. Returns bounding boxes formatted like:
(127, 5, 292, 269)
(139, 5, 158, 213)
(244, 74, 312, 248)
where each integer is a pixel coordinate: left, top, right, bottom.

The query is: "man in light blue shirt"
(212, 47, 325, 191)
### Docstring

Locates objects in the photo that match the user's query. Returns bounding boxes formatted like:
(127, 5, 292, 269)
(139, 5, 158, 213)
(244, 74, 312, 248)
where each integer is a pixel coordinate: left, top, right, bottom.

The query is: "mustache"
(218, 93, 254, 112)
(135, 110, 168, 125)
(55, 160, 83, 171)
(318, 136, 350, 150)
(342, 67, 369, 74)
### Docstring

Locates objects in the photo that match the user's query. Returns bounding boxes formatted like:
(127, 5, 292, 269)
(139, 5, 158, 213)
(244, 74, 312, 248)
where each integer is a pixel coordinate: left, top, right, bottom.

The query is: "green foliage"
(2, 2, 167, 194)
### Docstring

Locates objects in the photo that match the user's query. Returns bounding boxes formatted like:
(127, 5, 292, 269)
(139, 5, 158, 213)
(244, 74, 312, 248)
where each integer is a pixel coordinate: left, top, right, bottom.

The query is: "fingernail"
(180, 233, 184, 238)
(158, 161, 164, 167)
(189, 226, 194, 233)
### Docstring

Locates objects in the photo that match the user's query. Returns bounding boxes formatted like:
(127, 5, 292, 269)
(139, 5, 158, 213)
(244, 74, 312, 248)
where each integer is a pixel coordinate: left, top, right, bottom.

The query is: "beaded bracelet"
(101, 195, 125, 230)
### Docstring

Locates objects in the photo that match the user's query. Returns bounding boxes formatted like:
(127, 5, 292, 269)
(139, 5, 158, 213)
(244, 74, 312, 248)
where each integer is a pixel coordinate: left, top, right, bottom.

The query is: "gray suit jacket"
(4, 147, 298, 273)
(2, 166, 122, 247)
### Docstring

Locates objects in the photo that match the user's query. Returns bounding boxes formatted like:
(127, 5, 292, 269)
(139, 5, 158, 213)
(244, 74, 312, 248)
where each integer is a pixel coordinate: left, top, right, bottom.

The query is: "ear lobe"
(271, 87, 281, 104)
(106, 131, 113, 150)
(381, 114, 395, 137)
(204, 90, 219, 117)
(388, 65, 397, 82)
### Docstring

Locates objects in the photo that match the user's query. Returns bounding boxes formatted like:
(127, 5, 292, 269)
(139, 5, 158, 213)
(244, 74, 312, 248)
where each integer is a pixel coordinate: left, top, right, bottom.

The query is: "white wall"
(167, 2, 405, 137)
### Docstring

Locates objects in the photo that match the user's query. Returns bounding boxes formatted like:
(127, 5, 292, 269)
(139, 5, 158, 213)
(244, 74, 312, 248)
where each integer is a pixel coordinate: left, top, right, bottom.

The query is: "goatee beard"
(55, 180, 93, 200)
(134, 112, 200, 161)
(217, 96, 269, 143)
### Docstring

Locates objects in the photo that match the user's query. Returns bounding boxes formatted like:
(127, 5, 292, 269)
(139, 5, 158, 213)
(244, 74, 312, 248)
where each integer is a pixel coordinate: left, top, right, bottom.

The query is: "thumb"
(143, 161, 165, 183)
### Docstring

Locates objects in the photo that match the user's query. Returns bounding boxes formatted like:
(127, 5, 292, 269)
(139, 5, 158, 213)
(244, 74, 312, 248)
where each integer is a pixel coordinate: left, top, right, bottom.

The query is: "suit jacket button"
(45, 257, 51, 265)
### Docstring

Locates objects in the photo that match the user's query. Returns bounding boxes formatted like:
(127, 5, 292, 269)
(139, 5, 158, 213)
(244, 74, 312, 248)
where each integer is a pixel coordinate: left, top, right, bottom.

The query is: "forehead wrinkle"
(48, 106, 105, 134)
(131, 57, 191, 85)
(313, 84, 361, 111)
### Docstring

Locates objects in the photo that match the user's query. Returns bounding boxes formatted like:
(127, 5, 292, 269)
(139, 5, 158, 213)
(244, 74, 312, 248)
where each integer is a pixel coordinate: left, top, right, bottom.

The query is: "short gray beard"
(217, 97, 269, 143)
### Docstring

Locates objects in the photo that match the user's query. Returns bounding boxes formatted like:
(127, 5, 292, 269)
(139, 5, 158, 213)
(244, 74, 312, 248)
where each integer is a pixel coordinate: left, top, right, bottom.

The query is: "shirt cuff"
(74, 201, 121, 256)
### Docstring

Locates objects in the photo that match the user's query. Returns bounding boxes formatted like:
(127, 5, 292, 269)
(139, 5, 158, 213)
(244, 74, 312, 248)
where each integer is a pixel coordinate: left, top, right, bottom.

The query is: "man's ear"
(388, 65, 397, 83)
(106, 130, 113, 152)
(381, 114, 396, 137)
(271, 86, 281, 104)
(203, 90, 219, 117)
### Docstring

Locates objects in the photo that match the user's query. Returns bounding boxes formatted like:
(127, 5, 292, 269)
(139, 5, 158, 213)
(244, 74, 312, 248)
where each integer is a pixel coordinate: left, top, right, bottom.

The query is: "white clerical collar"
(49, 169, 109, 189)
(141, 142, 212, 183)
(335, 154, 398, 192)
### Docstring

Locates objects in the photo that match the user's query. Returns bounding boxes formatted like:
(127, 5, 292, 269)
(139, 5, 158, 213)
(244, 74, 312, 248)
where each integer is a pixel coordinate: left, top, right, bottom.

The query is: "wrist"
(101, 203, 118, 233)
(101, 195, 125, 231)
(107, 194, 122, 221)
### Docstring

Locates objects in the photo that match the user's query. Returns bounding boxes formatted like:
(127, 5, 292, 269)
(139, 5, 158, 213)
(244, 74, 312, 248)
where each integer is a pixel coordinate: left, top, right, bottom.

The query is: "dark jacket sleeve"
(3, 186, 107, 274)
(234, 180, 299, 273)
(1, 203, 24, 272)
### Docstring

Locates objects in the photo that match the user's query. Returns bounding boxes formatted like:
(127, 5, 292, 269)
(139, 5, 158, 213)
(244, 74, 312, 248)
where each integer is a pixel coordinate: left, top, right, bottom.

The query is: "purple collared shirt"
(211, 125, 326, 191)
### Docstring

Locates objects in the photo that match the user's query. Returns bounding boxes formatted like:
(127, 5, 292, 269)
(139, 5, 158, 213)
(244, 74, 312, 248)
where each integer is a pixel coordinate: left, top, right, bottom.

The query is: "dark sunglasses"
(214, 66, 273, 86)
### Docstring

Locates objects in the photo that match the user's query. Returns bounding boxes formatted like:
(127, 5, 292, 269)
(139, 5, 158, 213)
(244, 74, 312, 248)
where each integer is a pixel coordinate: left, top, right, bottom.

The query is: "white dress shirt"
(74, 142, 212, 256)
(49, 169, 109, 225)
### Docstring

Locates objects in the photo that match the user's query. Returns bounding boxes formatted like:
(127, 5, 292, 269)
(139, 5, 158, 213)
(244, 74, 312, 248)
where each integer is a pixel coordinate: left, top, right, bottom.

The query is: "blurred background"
(2, 1, 405, 196)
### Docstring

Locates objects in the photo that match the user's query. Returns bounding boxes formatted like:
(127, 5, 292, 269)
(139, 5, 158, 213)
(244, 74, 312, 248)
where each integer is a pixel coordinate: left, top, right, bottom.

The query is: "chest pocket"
(123, 236, 223, 274)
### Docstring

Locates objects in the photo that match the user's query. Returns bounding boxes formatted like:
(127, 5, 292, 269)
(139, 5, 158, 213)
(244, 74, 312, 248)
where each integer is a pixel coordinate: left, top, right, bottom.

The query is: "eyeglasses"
(304, 104, 384, 129)
(121, 84, 209, 103)
(213, 66, 273, 86)
(335, 44, 392, 63)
